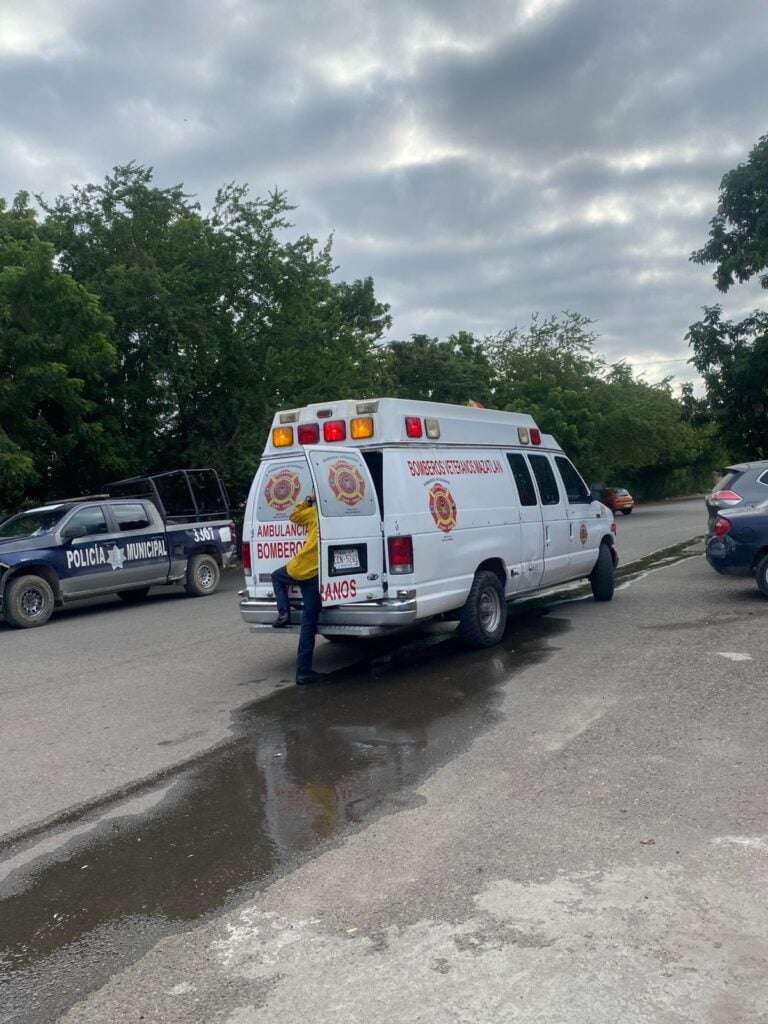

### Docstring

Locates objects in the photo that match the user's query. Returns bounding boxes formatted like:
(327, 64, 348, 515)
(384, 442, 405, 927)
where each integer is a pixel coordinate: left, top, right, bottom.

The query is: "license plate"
(333, 548, 361, 571)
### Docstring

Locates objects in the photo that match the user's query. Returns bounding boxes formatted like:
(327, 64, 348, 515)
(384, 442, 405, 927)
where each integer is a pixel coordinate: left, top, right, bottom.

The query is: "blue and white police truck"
(0, 469, 236, 628)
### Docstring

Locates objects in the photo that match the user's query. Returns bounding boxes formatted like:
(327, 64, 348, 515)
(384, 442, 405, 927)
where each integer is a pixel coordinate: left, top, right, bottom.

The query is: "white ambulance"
(239, 398, 617, 648)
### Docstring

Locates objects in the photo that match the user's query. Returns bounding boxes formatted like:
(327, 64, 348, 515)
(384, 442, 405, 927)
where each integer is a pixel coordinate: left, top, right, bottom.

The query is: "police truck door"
(305, 447, 385, 606)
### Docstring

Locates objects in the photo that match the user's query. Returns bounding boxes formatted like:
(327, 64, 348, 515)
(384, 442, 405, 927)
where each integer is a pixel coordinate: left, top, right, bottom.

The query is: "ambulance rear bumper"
(239, 592, 417, 636)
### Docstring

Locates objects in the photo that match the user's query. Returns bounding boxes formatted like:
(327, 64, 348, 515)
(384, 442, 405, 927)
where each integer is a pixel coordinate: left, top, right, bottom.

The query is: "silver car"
(705, 460, 768, 532)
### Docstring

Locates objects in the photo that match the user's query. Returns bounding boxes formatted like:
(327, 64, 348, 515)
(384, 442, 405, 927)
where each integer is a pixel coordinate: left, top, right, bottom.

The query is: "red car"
(602, 487, 634, 515)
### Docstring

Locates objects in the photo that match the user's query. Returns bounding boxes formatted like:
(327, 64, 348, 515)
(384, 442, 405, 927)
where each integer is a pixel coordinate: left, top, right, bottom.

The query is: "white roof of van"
(265, 397, 563, 455)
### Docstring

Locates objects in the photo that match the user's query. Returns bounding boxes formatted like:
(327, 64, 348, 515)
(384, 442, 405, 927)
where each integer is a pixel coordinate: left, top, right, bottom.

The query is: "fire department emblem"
(264, 468, 301, 512)
(328, 460, 366, 506)
(579, 522, 588, 544)
(428, 482, 458, 533)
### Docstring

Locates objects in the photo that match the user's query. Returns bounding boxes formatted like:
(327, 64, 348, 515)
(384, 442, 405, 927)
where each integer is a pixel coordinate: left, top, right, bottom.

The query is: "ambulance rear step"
(239, 593, 417, 631)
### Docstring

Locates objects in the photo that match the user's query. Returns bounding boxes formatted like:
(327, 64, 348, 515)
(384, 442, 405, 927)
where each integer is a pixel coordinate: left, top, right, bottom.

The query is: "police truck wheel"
(755, 554, 768, 598)
(590, 544, 615, 601)
(457, 570, 507, 648)
(185, 553, 220, 596)
(118, 587, 151, 603)
(3, 574, 55, 628)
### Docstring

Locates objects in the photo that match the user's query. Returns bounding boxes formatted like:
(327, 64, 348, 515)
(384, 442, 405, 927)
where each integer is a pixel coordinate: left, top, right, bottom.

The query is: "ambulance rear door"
(305, 446, 385, 607)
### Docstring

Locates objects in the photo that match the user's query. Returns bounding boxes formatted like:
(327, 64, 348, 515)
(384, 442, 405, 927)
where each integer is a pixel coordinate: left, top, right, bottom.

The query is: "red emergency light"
(405, 417, 423, 438)
(297, 423, 320, 444)
(323, 419, 347, 442)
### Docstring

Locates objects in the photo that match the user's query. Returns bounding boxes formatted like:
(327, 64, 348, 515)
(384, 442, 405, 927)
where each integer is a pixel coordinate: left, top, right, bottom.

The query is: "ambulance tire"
(457, 570, 507, 648)
(590, 543, 615, 601)
(185, 553, 220, 596)
(3, 574, 55, 628)
(118, 587, 151, 603)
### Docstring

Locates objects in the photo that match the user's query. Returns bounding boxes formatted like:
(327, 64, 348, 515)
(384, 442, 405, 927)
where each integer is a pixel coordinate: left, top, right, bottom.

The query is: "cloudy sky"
(2, 0, 767, 391)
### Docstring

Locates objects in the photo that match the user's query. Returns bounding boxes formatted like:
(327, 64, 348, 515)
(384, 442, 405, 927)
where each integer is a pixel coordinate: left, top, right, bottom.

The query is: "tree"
(687, 305, 768, 459)
(689, 133, 768, 457)
(482, 313, 713, 495)
(377, 332, 493, 405)
(0, 193, 120, 511)
(40, 166, 392, 501)
(691, 133, 768, 292)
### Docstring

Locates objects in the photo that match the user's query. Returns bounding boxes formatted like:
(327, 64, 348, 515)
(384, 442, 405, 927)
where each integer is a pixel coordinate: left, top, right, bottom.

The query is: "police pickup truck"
(0, 468, 236, 628)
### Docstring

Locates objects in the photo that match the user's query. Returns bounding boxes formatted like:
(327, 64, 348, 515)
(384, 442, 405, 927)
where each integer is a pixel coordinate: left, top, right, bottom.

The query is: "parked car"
(600, 487, 634, 515)
(705, 498, 768, 597)
(705, 460, 768, 533)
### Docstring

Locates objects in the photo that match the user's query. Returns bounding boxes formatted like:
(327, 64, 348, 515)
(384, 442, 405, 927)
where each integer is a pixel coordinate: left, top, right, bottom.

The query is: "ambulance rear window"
(506, 454, 537, 507)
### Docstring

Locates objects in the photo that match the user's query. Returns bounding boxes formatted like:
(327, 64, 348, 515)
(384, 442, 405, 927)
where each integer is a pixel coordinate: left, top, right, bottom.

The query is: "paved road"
(9, 496, 764, 1024)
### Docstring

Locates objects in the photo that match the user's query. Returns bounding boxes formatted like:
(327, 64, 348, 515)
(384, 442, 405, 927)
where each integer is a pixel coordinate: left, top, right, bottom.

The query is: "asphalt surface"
(6, 498, 768, 1023)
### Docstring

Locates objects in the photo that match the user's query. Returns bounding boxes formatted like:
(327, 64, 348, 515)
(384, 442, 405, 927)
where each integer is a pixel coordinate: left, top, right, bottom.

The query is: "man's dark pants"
(271, 566, 321, 677)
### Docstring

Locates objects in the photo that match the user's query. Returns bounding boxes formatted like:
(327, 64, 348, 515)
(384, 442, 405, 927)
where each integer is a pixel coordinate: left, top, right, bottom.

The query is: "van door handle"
(545, 525, 551, 546)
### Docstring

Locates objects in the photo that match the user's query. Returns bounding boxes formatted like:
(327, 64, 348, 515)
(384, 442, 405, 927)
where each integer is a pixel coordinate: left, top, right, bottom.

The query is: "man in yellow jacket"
(271, 494, 329, 685)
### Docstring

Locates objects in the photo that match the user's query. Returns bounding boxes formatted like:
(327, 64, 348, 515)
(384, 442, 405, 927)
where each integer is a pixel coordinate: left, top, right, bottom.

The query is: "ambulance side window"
(528, 455, 560, 506)
(506, 453, 537, 506)
(554, 456, 591, 504)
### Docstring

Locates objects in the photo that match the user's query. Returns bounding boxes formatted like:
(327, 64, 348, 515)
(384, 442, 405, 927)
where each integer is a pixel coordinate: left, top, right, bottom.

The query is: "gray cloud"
(1, 0, 767, 390)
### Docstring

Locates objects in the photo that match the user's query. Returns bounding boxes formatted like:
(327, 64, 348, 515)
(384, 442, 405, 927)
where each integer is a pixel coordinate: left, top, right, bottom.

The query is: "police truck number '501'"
(0, 468, 236, 628)
(239, 398, 617, 649)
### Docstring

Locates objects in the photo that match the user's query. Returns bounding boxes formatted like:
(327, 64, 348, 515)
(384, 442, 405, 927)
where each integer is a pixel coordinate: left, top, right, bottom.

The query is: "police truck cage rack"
(264, 397, 553, 454)
(103, 468, 232, 525)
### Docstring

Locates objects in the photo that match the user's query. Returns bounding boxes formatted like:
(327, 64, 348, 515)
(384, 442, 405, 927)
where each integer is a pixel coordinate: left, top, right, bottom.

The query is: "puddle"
(0, 612, 566, 1024)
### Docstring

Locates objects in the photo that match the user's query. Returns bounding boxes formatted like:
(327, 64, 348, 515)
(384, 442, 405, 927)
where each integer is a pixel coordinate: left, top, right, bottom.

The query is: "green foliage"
(0, 162, 719, 511)
(691, 133, 768, 292)
(689, 133, 768, 460)
(484, 313, 713, 497)
(687, 305, 768, 459)
(39, 165, 392, 502)
(377, 332, 493, 405)
(0, 193, 121, 510)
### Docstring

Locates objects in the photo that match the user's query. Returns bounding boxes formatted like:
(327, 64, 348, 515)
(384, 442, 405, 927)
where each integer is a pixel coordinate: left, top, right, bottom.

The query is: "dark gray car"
(705, 460, 768, 531)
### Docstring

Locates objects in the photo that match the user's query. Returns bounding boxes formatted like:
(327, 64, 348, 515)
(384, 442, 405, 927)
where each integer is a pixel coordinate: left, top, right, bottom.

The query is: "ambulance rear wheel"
(590, 543, 615, 601)
(3, 574, 55, 628)
(185, 553, 220, 596)
(457, 570, 507, 648)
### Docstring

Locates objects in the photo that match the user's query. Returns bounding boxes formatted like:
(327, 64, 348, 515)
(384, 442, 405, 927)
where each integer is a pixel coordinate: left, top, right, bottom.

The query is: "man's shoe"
(272, 611, 291, 628)
(296, 671, 332, 686)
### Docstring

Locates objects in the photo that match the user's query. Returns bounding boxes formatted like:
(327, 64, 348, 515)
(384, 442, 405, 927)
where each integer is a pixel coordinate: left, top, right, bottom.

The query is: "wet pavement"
(0, 608, 568, 1024)
(0, 541, 702, 1024)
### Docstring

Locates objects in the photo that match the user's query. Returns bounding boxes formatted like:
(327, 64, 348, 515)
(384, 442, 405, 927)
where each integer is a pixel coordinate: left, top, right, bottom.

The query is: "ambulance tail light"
(405, 417, 423, 438)
(530, 428, 541, 445)
(350, 416, 374, 439)
(297, 423, 320, 444)
(242, 541, 252, 572)
(272, 426, 294, 447)
(387, 535, 413, 574)
(323, 419, 347, 442)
